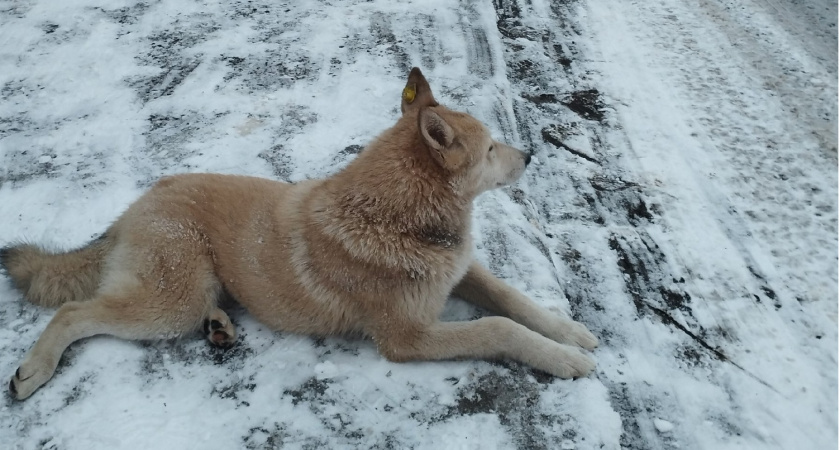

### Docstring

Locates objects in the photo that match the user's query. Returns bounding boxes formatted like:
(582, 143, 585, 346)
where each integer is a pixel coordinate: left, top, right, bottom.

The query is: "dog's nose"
(525, 153, 532, 166)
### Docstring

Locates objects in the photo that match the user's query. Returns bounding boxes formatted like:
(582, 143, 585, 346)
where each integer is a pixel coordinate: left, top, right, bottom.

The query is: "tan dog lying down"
(2, 68, 597, 400)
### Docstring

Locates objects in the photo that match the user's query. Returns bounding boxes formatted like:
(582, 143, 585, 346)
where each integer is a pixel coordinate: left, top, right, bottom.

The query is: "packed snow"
(0, 0, 836, 448)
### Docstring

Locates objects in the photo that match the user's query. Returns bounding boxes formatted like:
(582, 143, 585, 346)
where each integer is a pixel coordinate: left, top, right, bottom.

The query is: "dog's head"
(401, 68, 531, 197)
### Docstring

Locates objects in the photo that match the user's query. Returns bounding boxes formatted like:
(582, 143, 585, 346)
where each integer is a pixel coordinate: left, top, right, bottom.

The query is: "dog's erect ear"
(401, 67, 438, 114)
(419, 107, 454, 152)
(420, 107, 465, 170)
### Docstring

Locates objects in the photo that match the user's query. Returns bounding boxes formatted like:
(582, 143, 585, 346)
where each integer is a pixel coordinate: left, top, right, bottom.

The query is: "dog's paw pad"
(204, 318, 236, 349)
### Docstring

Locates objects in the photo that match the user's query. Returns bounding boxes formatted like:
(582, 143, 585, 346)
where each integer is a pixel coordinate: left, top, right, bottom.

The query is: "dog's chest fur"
(208, 174, 473, 337)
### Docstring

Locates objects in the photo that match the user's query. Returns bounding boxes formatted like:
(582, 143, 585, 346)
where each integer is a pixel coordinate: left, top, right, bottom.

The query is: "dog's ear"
(420, 107, 465, 170)
(401, 67, 438, 114)
(419, 107, 454, 151)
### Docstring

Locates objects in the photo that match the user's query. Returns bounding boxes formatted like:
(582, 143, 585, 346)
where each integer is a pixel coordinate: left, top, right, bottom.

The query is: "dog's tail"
(0, 232, 115, 308)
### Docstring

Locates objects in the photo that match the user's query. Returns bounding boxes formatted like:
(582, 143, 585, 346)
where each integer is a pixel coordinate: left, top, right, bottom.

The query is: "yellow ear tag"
(403, 84, 416, 103)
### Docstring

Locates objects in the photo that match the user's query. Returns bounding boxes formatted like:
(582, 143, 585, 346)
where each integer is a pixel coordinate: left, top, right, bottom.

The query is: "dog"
(2, 68, 597, 400)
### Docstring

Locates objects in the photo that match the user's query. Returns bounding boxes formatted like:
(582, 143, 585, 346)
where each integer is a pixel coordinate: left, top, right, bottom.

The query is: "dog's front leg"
(376, 317, 595, 378)
(453, 261, 598, 350)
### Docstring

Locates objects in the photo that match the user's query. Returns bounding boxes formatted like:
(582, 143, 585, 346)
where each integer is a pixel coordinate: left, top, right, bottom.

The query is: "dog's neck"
(314, 116, 472, 266)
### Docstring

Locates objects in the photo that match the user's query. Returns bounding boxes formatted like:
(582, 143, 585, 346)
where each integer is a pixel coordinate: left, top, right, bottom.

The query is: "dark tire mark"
(243, 422, 292, 450)
(562, 89, 607, 122)
(132, 58, 202, 103)
(370, 12, 410, 74)
(212, 374, 256, 407)
(608, 232, 685, 317)
(219, 52, 317, 93)
(411, 15, 440, 70)
(461, 2, 496, 80)
(606, 382, 648, 450)
(258, 145, 292, 182)
(541, 124, 601, 165)
(590, 176, 655, 226)
(95, 3, 151, 25)
(130, 21, 221, 102)
(414, 368, 579, 450)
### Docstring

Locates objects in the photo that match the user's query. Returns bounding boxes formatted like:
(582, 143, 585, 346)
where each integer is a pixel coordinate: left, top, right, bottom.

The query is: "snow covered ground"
(0, 0, 836, 448)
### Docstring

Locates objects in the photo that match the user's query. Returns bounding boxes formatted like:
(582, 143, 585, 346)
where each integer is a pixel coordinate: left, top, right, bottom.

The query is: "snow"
(654, 419, 675, 434)
(0, 0, 836, 449)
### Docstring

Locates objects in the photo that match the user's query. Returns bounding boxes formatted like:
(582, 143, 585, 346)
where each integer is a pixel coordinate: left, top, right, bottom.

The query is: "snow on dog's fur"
(2, 68, 597, 400)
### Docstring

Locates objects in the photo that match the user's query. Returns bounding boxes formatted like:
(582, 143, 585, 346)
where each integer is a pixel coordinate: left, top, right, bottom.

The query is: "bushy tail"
(0, 233, 115, 308)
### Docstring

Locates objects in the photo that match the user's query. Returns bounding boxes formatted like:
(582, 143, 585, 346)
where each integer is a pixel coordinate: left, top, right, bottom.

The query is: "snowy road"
(0, 0, 836, 449)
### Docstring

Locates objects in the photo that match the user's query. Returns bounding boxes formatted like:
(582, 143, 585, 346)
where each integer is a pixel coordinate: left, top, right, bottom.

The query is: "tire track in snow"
(485, 0, 672, 447)
(484, 0, 817, 448)
(484, 0, 680, 448)
(488, 0, 707, 447)
(579, 0, 837, 448)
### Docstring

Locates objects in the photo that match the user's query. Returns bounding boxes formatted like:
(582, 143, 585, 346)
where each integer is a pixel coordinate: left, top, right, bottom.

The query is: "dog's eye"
(488, 145, 494, 153)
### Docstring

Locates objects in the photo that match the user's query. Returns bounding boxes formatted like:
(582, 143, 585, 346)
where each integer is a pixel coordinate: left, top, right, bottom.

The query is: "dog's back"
(0, 173, 292, 311)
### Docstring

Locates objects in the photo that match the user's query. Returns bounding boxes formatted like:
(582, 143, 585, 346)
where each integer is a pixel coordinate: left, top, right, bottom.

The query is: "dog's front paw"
(544, 315, 599, 350)
(526, 338, 596, 379)
(9, 357, 56, 400)
(566, 320, 598, 351)
(557, 346, 596, 379)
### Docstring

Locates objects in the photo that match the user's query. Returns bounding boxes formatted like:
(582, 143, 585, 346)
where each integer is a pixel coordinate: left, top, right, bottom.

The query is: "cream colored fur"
(2, 68, 597, 400)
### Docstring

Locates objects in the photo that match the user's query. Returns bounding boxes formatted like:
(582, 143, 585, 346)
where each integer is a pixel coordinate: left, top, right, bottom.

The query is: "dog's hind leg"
(375, 317, 595, 379)
(10, 257, 222, 400)
(453, 261, 598, 350)
(9, 294, 192, 400)
(9, 301, 93, 399)
(9, 286, 224, 400)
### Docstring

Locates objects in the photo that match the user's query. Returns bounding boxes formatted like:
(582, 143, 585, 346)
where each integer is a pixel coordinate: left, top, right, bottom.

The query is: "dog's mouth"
(497, 165, 527, 188)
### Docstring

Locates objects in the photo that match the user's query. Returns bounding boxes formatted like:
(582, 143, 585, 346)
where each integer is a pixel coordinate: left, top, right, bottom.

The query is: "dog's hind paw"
(203, 309, 236, 349)
(9, 358, 55, 400)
